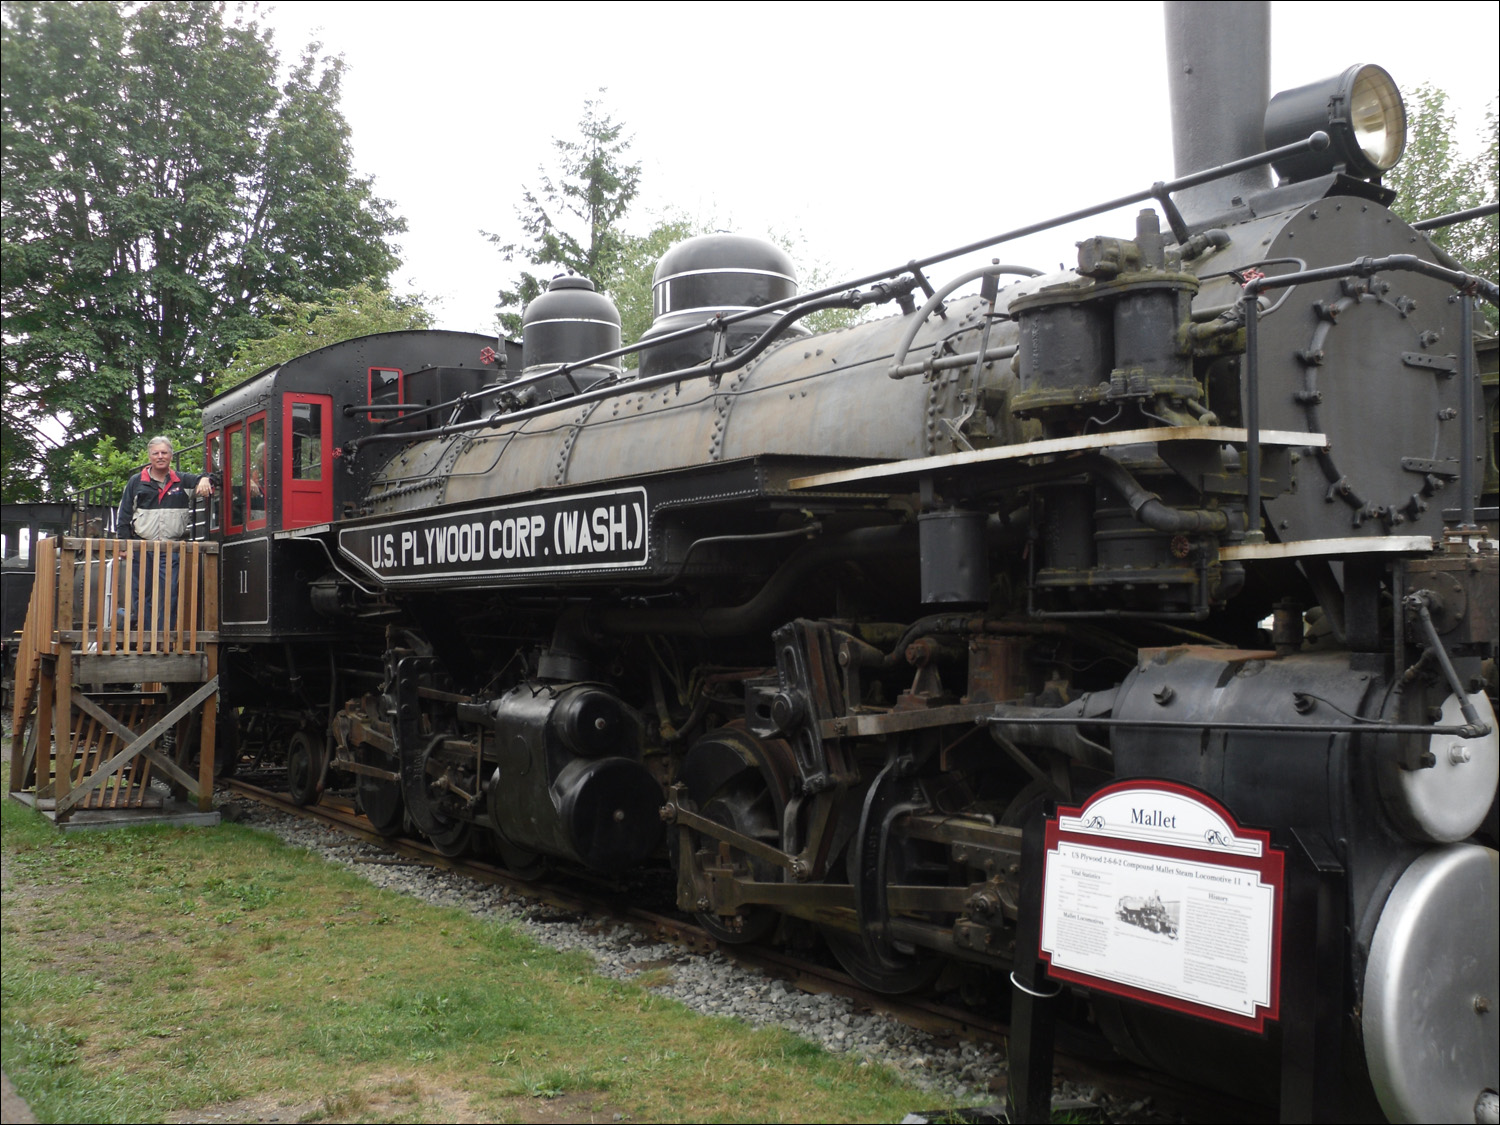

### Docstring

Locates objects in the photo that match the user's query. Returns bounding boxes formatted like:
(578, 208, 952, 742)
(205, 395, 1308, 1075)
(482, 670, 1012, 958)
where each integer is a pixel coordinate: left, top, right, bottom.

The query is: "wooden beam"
(55, 677, 219, 814)
(198, 550, 220, 812)
(74, 654, 207, 683)
(53, 642, 73, 807)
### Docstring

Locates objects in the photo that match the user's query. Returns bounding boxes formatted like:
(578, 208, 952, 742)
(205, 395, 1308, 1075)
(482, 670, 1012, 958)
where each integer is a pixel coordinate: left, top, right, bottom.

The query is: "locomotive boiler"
(198, 5, 1498, 1121)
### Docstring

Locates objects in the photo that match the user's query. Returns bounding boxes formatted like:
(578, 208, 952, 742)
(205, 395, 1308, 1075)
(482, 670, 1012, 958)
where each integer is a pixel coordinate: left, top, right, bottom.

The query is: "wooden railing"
(7, 537, 220, 818)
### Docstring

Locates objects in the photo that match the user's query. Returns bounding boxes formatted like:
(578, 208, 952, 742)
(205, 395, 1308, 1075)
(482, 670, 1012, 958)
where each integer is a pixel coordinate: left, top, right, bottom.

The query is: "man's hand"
(195, 479, 213, 497)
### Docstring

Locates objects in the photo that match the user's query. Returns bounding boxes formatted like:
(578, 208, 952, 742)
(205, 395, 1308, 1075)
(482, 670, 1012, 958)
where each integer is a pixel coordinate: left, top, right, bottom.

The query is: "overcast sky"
(258, 1, 1499, 337)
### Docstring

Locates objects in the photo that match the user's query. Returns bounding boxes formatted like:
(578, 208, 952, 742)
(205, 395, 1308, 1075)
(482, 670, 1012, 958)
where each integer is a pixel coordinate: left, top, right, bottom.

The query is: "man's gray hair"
(146, 435, 174, 452)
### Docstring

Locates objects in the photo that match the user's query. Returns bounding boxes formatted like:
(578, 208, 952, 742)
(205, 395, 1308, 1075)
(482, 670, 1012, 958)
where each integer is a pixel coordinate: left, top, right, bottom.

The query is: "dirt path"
(2, 1070, 38, 1125)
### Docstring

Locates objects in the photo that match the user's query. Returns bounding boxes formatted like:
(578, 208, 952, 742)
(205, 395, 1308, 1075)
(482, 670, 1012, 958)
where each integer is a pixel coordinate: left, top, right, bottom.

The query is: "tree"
(1, 1, 406, 501)
(1386, 84, 1498, 325)
(57, 284, 431, 494)
(213, 284, 432, 394)
(486, 92, 640, 337)
(610, 216, 703, 365)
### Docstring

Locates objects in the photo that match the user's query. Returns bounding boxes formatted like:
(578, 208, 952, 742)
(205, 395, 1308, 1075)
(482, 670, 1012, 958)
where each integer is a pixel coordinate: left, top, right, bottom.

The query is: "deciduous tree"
(1387, 84, 1497, 325)
(1, 1, 406, 500)
(213, 284, 432, 394)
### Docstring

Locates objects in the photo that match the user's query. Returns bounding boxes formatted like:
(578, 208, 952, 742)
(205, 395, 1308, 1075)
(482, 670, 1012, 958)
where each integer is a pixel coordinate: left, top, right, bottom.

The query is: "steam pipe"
(1412, 202, 1500, 231)
(590, 524, 916, 637)
(1088, 455, 1244, 534)
(888, 264, 1043, 379)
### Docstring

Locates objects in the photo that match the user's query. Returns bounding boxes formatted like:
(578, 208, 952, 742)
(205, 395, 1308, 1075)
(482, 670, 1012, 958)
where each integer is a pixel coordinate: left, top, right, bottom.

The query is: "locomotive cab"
(200, 330, 512, 637)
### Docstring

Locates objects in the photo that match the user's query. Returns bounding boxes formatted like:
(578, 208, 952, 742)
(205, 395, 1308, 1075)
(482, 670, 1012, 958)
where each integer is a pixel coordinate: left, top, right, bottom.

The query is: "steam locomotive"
(196, 10, 1497, 1122)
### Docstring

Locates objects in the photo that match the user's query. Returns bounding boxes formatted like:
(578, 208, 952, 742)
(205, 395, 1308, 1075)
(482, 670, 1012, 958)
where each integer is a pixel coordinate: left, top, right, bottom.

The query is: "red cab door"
(283, 394, 333, 529)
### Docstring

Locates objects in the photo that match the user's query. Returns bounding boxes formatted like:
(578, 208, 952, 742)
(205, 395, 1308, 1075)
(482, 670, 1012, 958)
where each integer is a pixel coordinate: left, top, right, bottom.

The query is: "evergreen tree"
(487, 92, 641, 337)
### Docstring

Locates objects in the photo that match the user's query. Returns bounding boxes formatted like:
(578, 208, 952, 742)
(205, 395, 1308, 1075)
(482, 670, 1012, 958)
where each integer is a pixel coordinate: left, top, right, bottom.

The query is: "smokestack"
(1164, 1, 1273, 225)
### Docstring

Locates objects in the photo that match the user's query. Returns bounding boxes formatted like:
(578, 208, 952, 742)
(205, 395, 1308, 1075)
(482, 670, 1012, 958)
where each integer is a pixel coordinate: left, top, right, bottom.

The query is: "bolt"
(1153, 685, 1175, 705)
(1450, 743, 1473, 765)
(695, 897, 710, 912)
(1476, 995, 1492, 1014)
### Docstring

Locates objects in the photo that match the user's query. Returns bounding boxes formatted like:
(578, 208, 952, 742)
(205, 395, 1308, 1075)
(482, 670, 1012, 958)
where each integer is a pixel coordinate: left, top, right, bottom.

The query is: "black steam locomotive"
(197, 11, 1497, 1122)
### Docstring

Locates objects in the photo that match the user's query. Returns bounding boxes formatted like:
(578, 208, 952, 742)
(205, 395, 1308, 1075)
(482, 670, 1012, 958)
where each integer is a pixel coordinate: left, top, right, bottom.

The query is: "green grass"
(1, 777, 959, 1123)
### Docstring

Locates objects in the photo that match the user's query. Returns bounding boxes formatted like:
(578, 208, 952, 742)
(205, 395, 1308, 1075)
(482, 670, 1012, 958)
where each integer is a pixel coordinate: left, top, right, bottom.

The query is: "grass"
(0, 773, 957, 1124)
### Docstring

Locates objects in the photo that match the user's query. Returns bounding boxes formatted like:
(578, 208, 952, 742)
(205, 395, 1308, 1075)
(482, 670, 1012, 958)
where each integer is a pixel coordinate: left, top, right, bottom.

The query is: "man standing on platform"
(116, 436, 213, 636)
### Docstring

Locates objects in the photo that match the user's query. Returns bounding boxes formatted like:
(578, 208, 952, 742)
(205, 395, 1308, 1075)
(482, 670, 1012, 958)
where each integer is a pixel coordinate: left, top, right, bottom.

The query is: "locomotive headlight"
(1264, 63, 1407, 183)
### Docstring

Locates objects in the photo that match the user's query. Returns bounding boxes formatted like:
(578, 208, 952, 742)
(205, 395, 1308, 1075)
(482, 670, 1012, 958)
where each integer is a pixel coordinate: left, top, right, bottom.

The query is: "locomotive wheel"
(821, 926, 943, 995)
(355, 747, 404, 836)
(694, 776, 782, 944)
(679, 728, 794, 945)
(402, 734, 472, 857)
(426, 821, 472, 858)
(285, 730, 322, 806)
(823, 755, 945, 995)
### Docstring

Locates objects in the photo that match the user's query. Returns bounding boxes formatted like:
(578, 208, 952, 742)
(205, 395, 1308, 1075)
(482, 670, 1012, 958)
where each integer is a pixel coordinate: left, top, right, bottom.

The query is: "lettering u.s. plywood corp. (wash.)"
(338, 486, 649, 584)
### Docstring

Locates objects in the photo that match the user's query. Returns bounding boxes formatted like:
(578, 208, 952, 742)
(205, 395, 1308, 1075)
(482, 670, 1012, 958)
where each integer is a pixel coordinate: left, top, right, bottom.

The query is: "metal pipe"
(890, 344, 1018, 381)
(591, 524, 916, 637)
(1409, 593, 1489, 735)
(1412, 202, 1500, 231)
(1458, 294, 1477, 530)
(1088, 455, 1242, 534)
(889, 264, 1042, 379)
(988, 714, 1488, 738)
(1243, 280, 1263, 542)
(1243, 254, 1500, 306)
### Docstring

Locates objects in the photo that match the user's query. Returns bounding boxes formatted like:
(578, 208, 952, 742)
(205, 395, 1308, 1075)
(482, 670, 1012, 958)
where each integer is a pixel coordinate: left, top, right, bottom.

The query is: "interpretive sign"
(1039, 780, 1284, 1032)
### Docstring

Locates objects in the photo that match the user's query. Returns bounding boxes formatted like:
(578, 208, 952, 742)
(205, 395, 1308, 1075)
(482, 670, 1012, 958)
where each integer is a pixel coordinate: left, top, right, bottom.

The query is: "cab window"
(204, 431, 222, 531)
(226, 423, 244, 533)
(246, 413, 267, 530)
(369, 366, 403, 421)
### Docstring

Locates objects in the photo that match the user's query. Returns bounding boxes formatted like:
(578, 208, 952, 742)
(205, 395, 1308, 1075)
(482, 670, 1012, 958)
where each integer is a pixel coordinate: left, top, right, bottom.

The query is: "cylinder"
(919, 509, 989, 605)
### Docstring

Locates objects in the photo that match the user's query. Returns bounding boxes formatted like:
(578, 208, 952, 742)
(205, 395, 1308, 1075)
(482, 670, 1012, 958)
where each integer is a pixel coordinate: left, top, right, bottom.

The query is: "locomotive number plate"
(338, 486, 649, 585)
(1039, 780, 1285, 1032)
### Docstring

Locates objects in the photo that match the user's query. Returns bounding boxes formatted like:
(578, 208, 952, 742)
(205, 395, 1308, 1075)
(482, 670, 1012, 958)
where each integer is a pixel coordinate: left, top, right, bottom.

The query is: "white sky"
(258, 1, 1499, 337)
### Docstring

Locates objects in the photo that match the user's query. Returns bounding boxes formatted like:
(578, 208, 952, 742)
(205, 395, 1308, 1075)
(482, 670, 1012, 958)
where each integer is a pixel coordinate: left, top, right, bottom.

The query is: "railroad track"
(225, 777, 1272, 1123)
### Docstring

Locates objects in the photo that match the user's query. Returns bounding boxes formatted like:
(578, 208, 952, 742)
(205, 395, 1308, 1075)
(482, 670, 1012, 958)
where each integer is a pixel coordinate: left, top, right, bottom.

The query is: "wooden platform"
(7, 537, 221, 823)
(9, 789, 220, 831)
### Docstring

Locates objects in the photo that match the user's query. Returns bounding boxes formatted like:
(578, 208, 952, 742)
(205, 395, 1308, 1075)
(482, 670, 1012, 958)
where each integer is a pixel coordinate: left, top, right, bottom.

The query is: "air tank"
(520, 275, 622, 402)
(637, 234, 810, 378)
